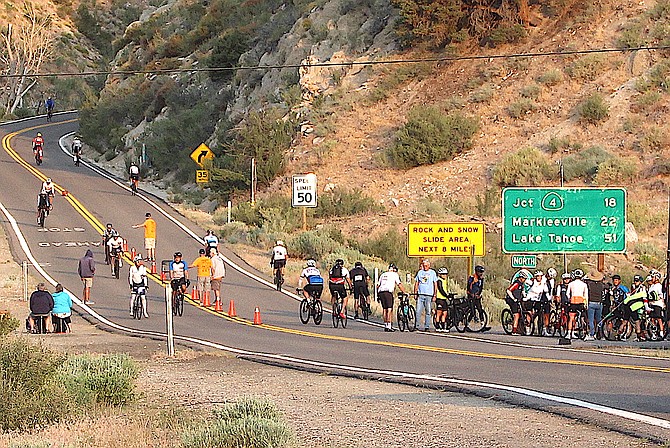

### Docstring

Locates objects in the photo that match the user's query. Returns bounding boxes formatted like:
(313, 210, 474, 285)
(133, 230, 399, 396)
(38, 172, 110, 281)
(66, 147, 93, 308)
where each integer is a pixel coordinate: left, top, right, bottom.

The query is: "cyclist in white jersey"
(270, 240, 288, 279)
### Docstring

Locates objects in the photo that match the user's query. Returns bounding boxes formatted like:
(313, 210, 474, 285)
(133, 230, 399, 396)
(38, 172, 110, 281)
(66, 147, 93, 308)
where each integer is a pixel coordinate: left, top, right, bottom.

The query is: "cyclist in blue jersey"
(298, 259, 323, 300)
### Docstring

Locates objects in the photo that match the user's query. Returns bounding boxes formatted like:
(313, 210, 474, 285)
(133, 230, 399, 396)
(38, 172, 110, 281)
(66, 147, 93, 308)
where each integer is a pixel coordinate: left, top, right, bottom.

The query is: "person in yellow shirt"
(191, 248, 212, 299)
(132, 212, 156, 261)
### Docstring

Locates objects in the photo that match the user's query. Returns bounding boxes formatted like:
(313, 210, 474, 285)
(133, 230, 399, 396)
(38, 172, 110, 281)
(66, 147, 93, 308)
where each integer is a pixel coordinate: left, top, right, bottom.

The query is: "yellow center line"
(4, 124, 669, 374)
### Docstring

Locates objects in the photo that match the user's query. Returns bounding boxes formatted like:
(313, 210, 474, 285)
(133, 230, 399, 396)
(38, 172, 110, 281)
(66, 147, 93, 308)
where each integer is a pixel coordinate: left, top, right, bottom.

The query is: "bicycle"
(396, 292, 416, 332)
(566, 306, 587, 340)
(37, 205, 48, 228)
(332, 290, 347, 328)
(501, 299, 534, 336)
(73, 149, 81, 166)
(297, 288, 323, 325)
(273, 266, 284, 291)
(131, 284, 147, 320)
(598, 302, 633, 341)
(111, 248, 122, 279)
(172, 279, 189, 317)
(130, 177, 138, 195)
(463, 295, 489, 332)
(355, 290, 371, 321)
(433, 294, 468, 332)
(34, 148, 43, 165)
(46, 108, 53, 122)
(547, 302, 569, 337)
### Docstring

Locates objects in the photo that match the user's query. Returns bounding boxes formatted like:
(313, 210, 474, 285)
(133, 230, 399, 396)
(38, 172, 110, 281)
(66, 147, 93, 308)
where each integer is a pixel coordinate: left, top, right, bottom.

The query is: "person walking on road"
(132, 212, 156, 261)
(209, 247, 226, 306)
(77, 249, 95, 305)
(377, 263, 405, 332)
(414, 259, 437, 332)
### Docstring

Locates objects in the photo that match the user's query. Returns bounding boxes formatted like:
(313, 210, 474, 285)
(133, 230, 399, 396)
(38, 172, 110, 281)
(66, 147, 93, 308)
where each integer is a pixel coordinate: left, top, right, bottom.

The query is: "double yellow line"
(4, 123, 669, 374)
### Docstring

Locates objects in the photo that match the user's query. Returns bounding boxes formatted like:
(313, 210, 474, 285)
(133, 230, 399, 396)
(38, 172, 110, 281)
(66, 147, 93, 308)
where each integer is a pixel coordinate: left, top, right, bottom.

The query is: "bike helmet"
(354, 261, 363, 268)
(133, 255, 142, 262)
(561, 273, 571, 280)
(645, 275, 653, 283)
(534, 270, 544, 277)
(106, 223, 112, 228)
(633, 274, 644, 282)
(573, 269, 584, 279)
(517, 271, 529, 280)
(198, 248, 206, 254)
(547, 268, 557, 279)
(174, 252, 182, 258)
(388, 263, 397, 272)
(475, 265, 485, 274)
(335, 258, 344, 266)
(276, 240, 284, 246)
(650, 269, 662, 280)
(45, 178, 51, 183)
(306, 259, 316, 267)
(437, 267, 449, 275)
(37, 132, 42, 137)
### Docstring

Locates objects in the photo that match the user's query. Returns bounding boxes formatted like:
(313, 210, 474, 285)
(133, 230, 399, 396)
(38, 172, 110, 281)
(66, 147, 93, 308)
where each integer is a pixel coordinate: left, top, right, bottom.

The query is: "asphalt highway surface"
(1, 114, 669, 442)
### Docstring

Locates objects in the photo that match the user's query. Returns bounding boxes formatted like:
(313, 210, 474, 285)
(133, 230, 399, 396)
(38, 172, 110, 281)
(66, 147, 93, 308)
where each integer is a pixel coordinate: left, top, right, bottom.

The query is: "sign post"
(292, 174, 317, 231)
(502, 188, 626, 253)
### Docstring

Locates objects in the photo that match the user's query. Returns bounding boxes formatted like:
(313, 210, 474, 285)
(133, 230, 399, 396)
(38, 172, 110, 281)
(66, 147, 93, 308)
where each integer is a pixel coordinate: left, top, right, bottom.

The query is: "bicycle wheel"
(38, 209, 45, 228)
(501, 309, 514, 335)
(397, 308, 407, 332)
(407, 305, 416, 332)
(172, 294, 179, 316)
(523, 312, 535, 336)
(575, 313, 587, 340)
(455, 308, 467, 333)
(466, 308, 488, 332)
(313, 300, 323, 325)
(133, 296, 142, 320)
(176, 293, 184, 317)
(547, 310, 558, 337)
(361, 298, 370, 321)
(299, 299, 310, 324)
(647, 319, 661, 341)
(274, 270, 282, 291)
(602, 316, 619, 341)
(341, 307, 347, 328)
(558, 312, 569, 338)
(332, 302, 340, 328)
(113, 258, 120, 279)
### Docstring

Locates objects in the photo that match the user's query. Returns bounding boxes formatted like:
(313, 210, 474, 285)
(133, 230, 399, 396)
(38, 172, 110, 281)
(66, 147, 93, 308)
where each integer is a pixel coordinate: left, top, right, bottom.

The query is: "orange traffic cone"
(214, 298, 223, 312)
(150, 260, 157, 274)
(192, 287, 199, 302)
(253, 307, 262, 325)
(227, 299, 237, 317)
(202, 290, 211, 307)
(61, 190, 68, 197)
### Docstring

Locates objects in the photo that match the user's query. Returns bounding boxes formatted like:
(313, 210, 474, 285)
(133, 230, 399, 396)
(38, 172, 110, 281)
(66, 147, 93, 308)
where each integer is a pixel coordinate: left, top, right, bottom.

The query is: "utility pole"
(559, 160, 567, 274)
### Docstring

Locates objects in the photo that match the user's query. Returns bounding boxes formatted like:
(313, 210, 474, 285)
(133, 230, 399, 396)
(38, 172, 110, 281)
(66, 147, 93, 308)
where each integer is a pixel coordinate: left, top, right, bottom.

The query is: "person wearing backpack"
(329, 259, 352, 319)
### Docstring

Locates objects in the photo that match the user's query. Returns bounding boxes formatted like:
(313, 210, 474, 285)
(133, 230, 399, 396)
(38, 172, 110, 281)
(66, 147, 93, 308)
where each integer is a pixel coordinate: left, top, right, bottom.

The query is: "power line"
(1, 45, 668, 79)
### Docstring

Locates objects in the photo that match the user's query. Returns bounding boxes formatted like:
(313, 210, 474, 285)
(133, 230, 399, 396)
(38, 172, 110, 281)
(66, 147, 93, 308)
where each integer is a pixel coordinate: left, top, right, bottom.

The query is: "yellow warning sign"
(407, 222, 486, 257)
(196, 170, 209, 183)
(190, 143, 215, 168)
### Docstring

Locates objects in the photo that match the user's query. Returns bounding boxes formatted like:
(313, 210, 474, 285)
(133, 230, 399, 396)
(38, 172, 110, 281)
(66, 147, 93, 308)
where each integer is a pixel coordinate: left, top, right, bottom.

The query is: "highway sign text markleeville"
(502, 188, 626, 253)
(407, 222, 485, 257)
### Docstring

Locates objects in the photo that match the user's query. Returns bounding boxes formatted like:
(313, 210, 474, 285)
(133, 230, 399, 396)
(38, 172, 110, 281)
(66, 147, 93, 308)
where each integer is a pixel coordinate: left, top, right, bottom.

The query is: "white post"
(250, 158, 256, 206)
(22, 261, 28, 301)
(227, 200, 232, 223)
(165, 284, 175, 357)
(374, 267, 378, 303)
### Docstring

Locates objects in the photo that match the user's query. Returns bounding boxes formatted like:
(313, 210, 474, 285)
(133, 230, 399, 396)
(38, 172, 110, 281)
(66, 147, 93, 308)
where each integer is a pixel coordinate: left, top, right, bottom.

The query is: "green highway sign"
(502, 188, 626, 253)
(511, 254, 537, 269)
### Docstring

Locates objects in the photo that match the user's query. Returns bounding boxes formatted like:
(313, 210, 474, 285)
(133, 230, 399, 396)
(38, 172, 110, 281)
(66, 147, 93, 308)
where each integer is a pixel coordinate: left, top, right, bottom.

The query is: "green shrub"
(391, 0, 464, 48)
(577, 93, 609, 124)
(0, 339, 69, 431)
(647, 60, 670, 91)
(287, 231, 342, 260)
(593, 158, 638, 185)
(634, 242, 665, 268)
(366, 63, 433, 103)
(469, 85, 494, 103)
(562, 146, 612, 181)
(315, 188, 384, 218)
(487, 24, 527, 46)
(57, 353, 139, 406)
(387, 106, 479, 169)
(520, 84, 541, 99)
(567, 54, 606, 81)
(547, 136, 582, 154)
(492, 147, 555, 187)
(207, 30, 250, 82)
(181, 397, 295, 448)
(628, 203, 665, 232)
(358, 229, 412, 272)
(0, 313, 19, 336)
(476, 187, 499, 217)
(507, 98, 537, 118)
(633, 91, 662, 110)
(638, 126, 669, 153)
(617, 20, 645, 49)
(537, 69, 563, 86)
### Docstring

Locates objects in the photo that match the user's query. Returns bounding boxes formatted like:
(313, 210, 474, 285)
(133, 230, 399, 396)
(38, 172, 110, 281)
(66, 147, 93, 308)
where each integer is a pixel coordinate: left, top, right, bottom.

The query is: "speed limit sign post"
(292, 174, 317, 230)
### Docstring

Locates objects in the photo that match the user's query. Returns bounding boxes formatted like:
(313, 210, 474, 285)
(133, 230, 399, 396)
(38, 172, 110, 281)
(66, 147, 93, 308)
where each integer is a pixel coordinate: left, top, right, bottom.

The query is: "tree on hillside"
(0, 2, 55, 116)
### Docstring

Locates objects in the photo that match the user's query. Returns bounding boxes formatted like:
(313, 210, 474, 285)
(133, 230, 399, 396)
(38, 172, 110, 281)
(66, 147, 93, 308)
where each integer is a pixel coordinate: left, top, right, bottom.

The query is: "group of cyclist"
(506, 266, 667, 341)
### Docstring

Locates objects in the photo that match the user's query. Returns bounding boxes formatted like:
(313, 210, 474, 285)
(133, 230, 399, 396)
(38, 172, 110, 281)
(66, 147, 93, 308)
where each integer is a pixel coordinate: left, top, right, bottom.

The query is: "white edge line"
(3, 196, 667, 431)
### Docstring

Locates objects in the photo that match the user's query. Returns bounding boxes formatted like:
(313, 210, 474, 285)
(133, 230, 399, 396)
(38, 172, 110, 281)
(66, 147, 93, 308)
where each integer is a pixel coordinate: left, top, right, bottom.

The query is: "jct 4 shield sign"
(502, 188, 626, 253)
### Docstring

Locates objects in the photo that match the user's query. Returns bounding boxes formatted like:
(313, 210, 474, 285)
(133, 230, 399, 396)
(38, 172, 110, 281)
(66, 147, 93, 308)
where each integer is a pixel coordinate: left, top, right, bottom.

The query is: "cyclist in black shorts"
(349, 261, 371, 319)
(328, 259, 351, 319)
(298, 259, 324, 300)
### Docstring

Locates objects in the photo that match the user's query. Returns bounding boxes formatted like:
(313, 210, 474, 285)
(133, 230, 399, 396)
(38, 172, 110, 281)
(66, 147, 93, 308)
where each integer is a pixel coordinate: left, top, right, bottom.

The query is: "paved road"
(1, 114, 669, 441)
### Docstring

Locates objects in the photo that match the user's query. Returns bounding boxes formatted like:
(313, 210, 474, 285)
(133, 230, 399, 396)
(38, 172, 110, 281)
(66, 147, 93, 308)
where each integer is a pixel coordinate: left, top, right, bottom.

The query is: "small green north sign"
(511, 254, 537, 269)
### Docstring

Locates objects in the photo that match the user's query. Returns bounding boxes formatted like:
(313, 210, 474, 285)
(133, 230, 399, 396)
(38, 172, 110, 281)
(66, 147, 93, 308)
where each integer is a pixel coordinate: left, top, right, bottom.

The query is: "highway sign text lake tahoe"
(502, 188, 626, 253)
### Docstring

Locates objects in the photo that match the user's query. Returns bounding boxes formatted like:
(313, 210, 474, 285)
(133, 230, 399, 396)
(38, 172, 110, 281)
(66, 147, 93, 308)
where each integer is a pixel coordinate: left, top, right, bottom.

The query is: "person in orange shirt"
(191, 248, 212, 300)
(132, 212, 156, 261)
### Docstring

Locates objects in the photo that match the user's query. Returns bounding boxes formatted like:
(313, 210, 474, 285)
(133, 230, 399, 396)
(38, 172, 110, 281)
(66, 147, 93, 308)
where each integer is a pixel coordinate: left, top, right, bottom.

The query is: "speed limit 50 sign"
(292, 173, 317, 207)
